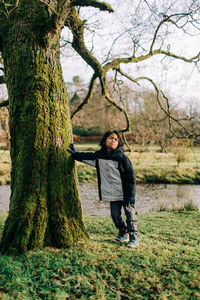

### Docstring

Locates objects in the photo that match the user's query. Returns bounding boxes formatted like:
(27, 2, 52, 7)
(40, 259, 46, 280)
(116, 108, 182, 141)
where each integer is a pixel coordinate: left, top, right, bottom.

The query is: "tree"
(63, 0, 200, 141)
(0, 0, 199, 254)
(0, 0, 113, 254)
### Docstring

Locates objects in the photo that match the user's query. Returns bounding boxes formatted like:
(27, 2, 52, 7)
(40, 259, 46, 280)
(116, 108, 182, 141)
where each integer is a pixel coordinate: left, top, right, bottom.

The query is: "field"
(0, 210, 200, 299)
(1, 144, 200, 185)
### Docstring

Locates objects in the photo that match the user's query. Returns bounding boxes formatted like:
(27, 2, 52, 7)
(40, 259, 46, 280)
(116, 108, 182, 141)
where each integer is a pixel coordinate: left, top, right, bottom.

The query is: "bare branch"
(38, 0, 57, 15)
(114, 67, 200, 139)
(71, 73, 97, 119)
(150, 13, 189, 53)
(102, 28, 133, 64)
(71, 0, 114, 13)
(149, 48, 200, 63)
(66, 2, 200, 140)
(104, 91, 130, 133)
(121, 132, 131, 152)
(70, 70, 130, 136)
(103, 49, 200, 74)
(113, 68, 140, 86)
(66, 7, 106, 93)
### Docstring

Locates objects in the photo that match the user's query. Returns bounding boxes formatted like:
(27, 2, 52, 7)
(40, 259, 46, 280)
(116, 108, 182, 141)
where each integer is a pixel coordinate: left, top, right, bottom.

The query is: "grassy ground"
(0, 211, 200, 299)
(1, 144, 200, 184)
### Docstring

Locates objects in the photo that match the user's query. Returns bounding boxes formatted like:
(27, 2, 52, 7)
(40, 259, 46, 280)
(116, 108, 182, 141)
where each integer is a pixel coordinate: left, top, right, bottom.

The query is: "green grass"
(128, 146, 200, 184)
(1, 145, 200, 184)
(158, 200, 199, 212)
(0, 211, 200, 299)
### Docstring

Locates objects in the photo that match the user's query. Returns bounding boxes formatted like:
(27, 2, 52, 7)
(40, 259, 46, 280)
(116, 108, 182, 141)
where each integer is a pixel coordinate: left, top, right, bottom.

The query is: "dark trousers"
(110, 201, 138, 240)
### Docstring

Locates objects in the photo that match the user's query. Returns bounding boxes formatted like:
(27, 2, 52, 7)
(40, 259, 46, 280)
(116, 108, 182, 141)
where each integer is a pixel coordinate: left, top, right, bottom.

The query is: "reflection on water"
(78, 183, 200, 216)
(0, 183, 200, 216)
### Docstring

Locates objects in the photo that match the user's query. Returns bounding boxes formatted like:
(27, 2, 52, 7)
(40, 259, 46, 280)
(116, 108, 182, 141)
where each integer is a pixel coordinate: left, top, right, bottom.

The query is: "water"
(0, 183, 200, 216)
(78, 183, 200, 215)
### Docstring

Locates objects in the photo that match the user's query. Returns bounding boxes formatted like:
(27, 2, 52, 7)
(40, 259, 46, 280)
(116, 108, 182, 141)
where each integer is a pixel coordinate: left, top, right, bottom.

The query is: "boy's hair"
(99, 130, 124, 150)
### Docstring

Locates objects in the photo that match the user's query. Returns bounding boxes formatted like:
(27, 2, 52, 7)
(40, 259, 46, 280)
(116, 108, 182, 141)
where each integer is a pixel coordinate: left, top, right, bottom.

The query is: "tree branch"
(67, 4, 199, 140)
(113, 68, 140, 86)
(71, 71, 130, 136)
(71, 0, 114, 13)
(67, 9, 131, 135)
(71, 73, 97, 119)
(116, 68, 200, 139)
(103, 49, 200, 74)
(150, 13, 191, 53)
(38, 0, 57, 15)
(66, 8, 129, 133)
(104, 91, 130, 133)
(66, 7, 106, 94)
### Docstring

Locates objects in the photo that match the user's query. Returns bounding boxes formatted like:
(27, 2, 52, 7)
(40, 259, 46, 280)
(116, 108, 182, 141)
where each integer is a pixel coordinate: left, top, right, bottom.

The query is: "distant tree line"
(68, 76, 200, 149)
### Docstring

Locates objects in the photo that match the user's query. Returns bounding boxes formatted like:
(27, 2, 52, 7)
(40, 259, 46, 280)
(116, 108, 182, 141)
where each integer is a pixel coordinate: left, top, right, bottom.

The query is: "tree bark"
(0, 1, 88, 254)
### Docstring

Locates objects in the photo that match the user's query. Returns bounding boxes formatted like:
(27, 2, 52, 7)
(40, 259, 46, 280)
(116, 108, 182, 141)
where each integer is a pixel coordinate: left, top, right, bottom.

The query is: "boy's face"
(105, 133, 119, 152)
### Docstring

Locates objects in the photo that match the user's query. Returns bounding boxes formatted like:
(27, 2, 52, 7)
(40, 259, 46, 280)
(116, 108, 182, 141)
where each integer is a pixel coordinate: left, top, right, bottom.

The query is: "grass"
(1, 145, 200, 184)
(0, 211, 200, 299)
(129, 146, 200, 184)
(157, 200, 199, 212)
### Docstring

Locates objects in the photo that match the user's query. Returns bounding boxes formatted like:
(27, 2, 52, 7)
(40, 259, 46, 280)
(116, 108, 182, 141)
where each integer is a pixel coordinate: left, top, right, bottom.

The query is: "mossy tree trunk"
(0, 1, 88, 254)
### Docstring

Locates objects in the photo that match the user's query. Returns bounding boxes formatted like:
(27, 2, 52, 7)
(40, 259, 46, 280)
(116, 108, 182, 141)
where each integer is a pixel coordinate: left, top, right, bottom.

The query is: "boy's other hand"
(123, 197, 135, 205)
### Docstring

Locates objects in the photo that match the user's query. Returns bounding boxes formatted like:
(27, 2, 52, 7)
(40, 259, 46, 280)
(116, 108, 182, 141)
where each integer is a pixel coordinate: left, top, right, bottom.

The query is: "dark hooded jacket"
(73, 147, 136, 202)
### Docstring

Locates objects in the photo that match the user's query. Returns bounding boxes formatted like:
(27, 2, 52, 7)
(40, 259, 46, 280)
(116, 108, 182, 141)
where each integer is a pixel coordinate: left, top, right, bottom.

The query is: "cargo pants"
(110, 201, 138, 241)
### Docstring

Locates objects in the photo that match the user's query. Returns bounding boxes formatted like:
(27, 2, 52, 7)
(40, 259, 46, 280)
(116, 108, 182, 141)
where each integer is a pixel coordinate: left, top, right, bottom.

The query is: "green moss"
(0, 3, 88, 254)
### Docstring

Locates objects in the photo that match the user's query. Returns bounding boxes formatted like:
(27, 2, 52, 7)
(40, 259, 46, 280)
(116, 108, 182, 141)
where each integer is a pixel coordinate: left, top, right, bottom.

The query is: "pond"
(0, 183, 200, 216)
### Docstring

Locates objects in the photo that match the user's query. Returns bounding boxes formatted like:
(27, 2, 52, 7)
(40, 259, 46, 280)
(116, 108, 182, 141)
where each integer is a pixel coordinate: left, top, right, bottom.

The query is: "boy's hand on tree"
(67, 143, 77, 155)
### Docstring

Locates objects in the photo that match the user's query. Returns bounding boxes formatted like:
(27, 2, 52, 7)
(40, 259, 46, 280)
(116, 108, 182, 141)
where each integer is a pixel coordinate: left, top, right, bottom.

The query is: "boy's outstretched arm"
(67, 143, 96, 167)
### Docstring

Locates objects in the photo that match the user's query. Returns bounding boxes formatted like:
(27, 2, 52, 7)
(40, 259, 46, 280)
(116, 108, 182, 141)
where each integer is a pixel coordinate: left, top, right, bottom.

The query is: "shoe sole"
(113, 239, 129, 243)
(127, 243, 139, 248)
